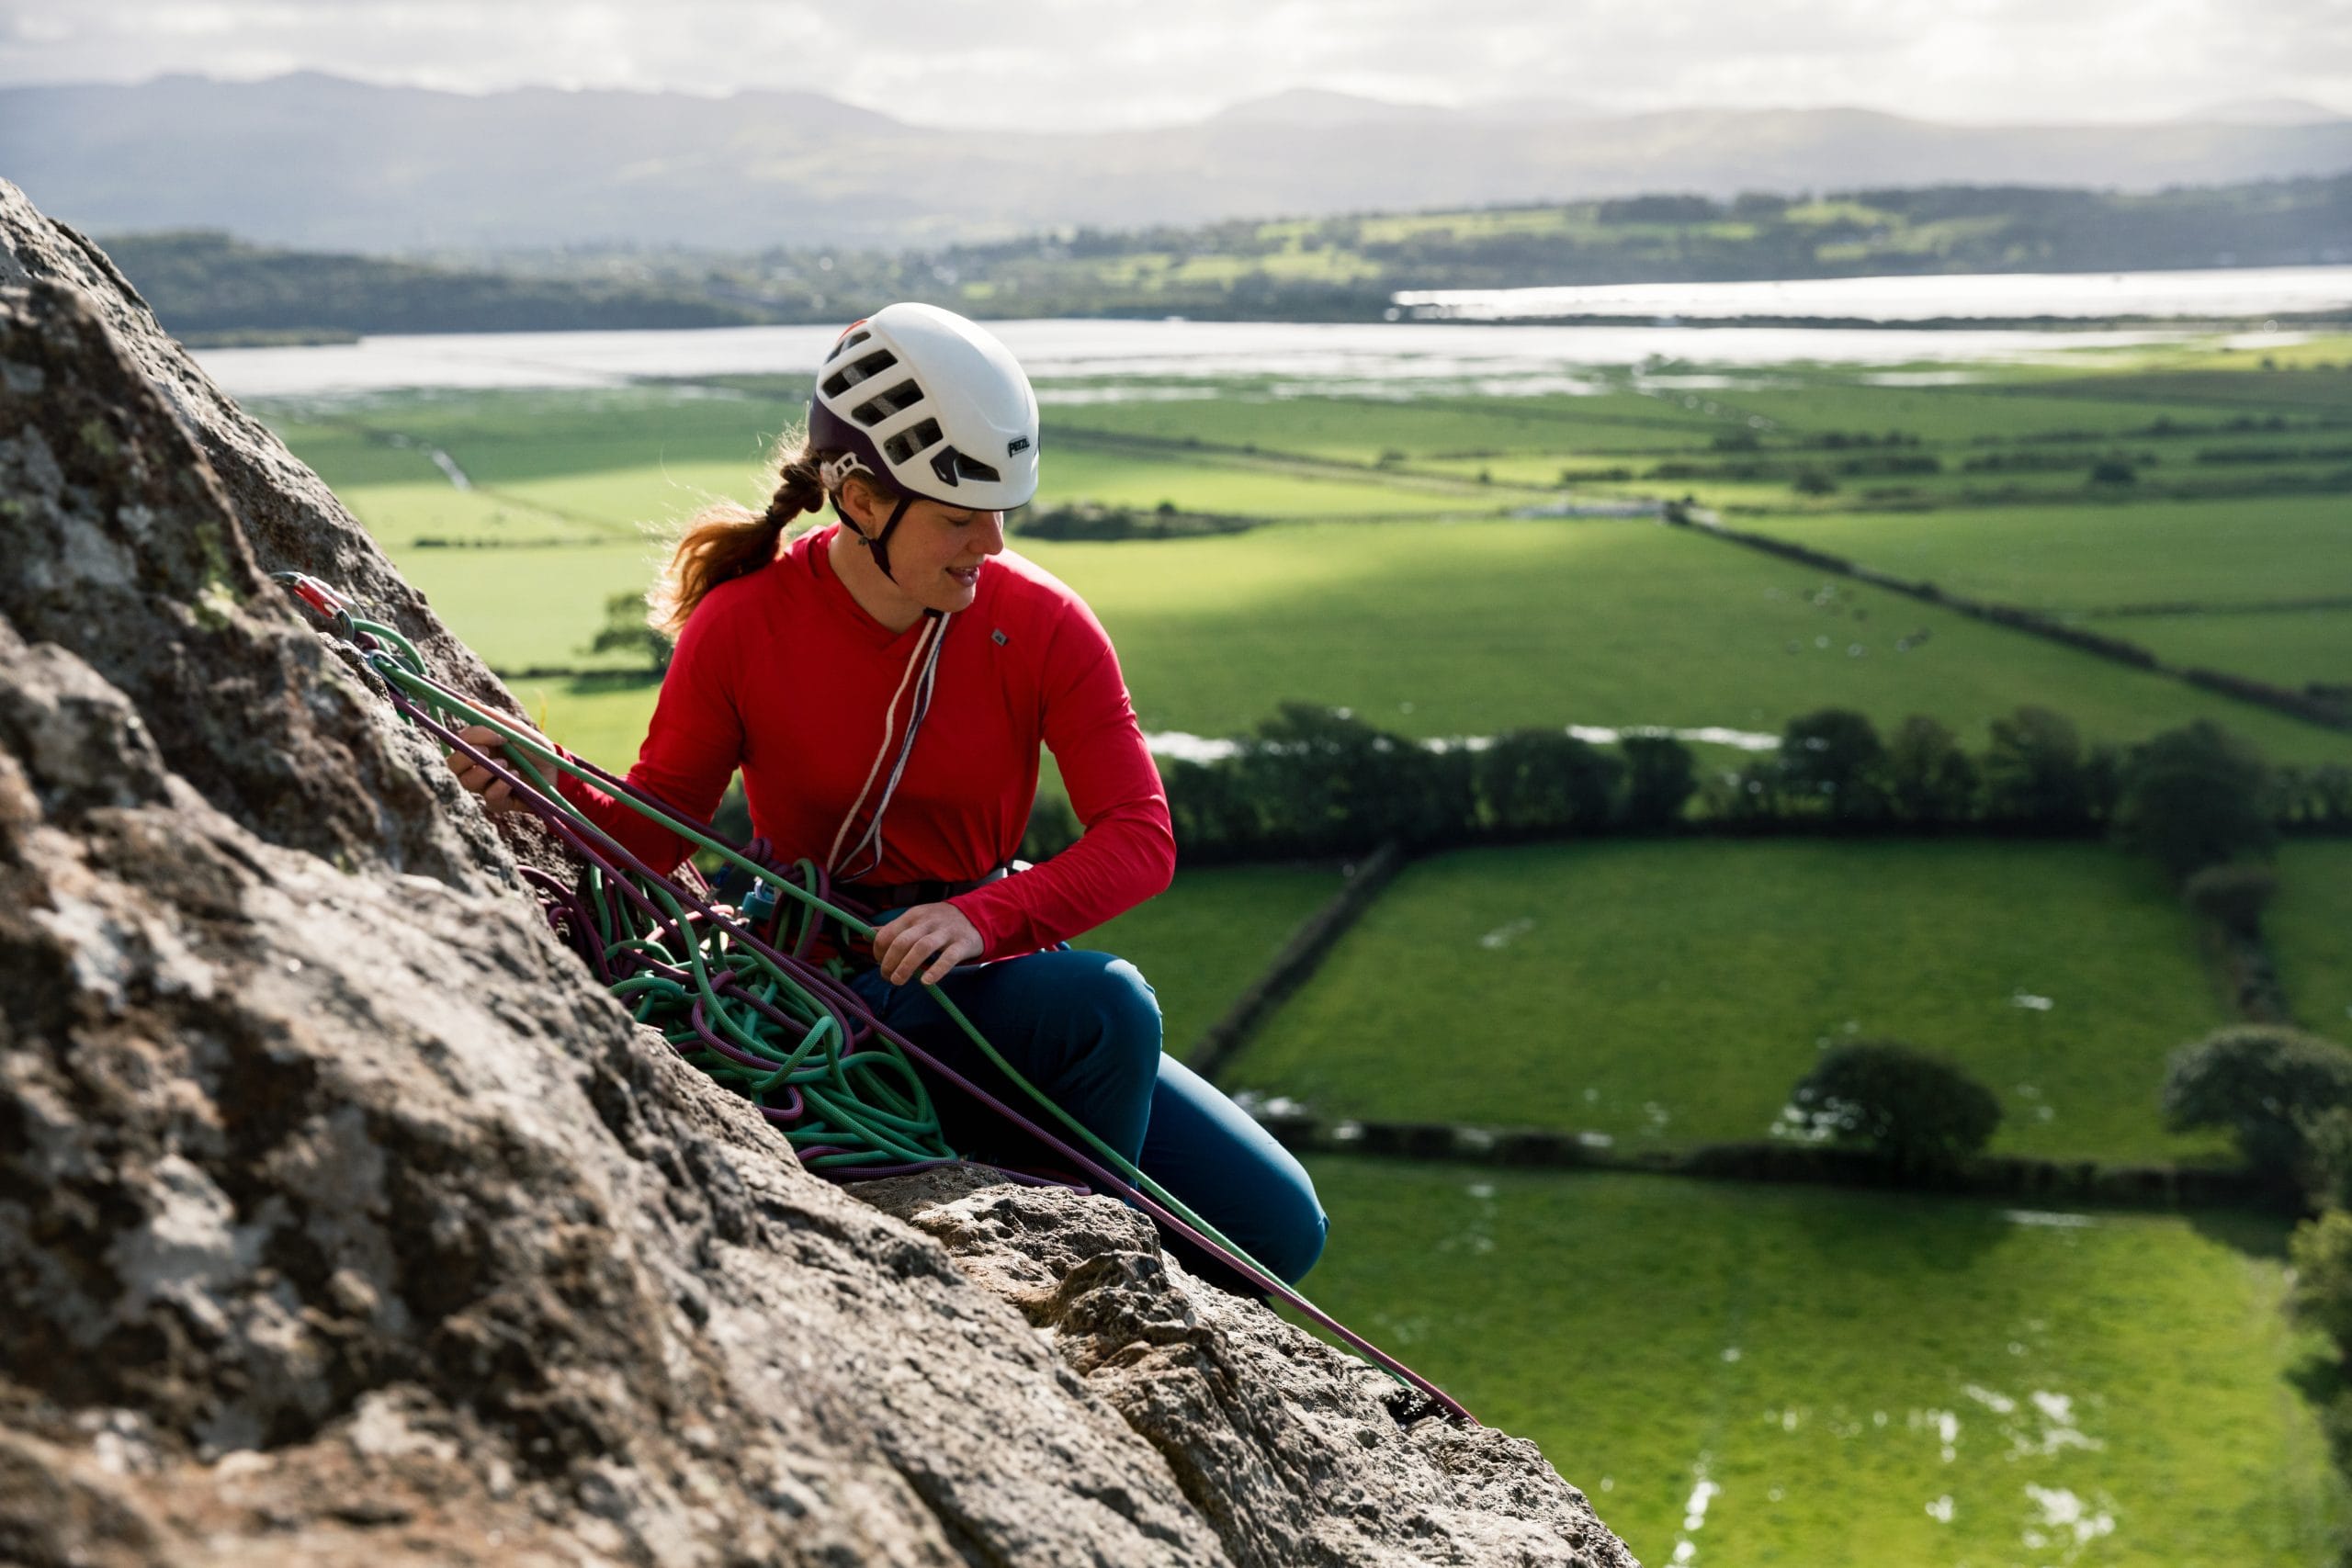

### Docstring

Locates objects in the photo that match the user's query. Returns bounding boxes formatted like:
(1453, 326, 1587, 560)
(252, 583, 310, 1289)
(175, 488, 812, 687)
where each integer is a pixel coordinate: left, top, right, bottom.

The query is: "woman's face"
(839, 478, 1007, 616)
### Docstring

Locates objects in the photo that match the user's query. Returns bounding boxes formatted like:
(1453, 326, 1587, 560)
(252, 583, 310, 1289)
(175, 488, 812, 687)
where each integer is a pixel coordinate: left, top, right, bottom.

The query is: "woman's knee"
(1251, 1179, 1329, 1285)
(1079, 955, 1163, 1074)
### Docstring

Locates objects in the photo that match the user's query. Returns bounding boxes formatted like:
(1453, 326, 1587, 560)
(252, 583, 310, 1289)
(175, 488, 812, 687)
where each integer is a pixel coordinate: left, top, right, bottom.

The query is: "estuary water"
(1395, 263, 2352, 322)
(192, 265, 2344, 401)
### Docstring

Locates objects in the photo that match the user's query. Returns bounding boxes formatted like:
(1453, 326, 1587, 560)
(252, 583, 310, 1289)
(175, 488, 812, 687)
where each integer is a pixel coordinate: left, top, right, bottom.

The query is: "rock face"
(0, 179, 1634, 1568)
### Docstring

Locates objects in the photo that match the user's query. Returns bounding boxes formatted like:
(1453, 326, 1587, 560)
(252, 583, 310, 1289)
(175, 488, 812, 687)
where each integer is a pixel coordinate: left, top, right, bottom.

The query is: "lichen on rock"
(0, 177, 1631, 1567)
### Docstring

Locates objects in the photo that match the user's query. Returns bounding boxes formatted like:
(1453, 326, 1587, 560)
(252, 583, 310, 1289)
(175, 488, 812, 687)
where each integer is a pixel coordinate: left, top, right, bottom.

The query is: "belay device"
(277, 570, 1474, 1425)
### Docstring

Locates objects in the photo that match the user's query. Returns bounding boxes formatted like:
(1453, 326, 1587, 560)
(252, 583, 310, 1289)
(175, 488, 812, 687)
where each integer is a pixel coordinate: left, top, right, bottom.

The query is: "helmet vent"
(883, 418, 944, 466)
(851, 378, 926, 427)
(827, 328, 872, 364)
(820, 348, 899, 399)
(933, 447, 1001, 488)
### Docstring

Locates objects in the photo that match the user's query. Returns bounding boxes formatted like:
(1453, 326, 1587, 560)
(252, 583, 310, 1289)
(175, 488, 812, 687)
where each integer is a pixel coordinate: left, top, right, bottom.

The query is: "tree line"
(1018, 701, 2351, 869)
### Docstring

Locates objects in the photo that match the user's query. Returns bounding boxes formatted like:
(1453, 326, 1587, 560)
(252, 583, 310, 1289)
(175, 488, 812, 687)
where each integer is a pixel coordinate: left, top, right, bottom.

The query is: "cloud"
(0, 0, 2344, 128)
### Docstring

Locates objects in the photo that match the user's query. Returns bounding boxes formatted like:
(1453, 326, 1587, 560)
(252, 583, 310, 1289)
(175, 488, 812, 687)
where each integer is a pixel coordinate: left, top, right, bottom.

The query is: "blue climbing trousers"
(844, 940, 1328, 1288)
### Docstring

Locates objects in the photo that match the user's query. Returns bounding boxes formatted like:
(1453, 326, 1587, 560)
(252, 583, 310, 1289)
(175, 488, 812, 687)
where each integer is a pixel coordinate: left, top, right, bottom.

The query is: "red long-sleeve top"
(554, 523, 1175, 960)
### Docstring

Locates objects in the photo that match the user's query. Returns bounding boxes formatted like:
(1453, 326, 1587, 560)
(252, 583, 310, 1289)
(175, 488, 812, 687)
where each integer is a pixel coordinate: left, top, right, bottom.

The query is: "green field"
(2079, 607, 2352, 693)
(277, 372, 2352, 778)
(2275, 840, 2352, 1043)
(1735, 494, 2352, 615)
(341, 481, 609, 547)
(1297, 1159, 2345, 1568)
(1710, 381, 2312, 442)
(1018, 520, 2352, 765)
(400, 540, 671, 672)
(1035, 444, 1496, 517)
(493, 513, 2352, 776)
(514, 674, 673, 768)
(1229, 839, 2235, 1162)
(1071, 863, 1342, 1055)
(1054, 389, 1730, 462)
(262, 348, 2352, 1568)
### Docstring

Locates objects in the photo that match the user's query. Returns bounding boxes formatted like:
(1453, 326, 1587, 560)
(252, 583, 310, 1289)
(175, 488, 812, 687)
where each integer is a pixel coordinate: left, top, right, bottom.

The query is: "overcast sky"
(3, 0, 2346, 130)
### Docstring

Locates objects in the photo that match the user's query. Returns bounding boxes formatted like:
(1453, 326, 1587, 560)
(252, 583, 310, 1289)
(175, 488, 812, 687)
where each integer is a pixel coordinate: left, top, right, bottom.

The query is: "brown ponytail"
(648, 440, 827, 637)
(646, 430, 911, 637)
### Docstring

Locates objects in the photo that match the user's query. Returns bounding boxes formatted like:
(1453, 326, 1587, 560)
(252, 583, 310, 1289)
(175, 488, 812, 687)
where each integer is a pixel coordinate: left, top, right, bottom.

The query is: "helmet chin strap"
(839, 492, 918, 583)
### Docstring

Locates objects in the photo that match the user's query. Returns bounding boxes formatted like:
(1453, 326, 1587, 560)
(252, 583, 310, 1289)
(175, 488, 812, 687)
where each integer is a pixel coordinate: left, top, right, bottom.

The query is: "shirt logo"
(991, 628, 1009, 646)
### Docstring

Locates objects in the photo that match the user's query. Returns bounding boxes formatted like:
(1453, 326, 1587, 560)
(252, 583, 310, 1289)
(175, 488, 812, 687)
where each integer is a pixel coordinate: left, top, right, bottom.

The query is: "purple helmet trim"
(810, 398, 926, 581)
(808, 397, 971, 511)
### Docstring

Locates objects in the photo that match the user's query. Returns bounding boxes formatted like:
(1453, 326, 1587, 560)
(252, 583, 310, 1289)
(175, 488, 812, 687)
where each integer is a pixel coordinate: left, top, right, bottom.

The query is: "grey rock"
(0, 178, 1633, 1567)
(865, 1169, 1631, 1567)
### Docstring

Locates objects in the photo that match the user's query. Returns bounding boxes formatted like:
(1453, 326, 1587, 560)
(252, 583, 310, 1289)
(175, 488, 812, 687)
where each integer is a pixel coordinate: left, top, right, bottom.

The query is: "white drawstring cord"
(826, 612, 950, 881)
(838, 621, 944, 881)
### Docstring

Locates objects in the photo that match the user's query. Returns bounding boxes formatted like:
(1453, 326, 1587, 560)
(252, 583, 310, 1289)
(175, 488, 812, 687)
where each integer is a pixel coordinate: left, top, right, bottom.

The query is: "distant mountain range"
(7, 72, 2351, 254)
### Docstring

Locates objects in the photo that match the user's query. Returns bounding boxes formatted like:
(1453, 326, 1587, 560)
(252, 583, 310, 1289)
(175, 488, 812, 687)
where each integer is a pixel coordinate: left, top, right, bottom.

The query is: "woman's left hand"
(872, 903, 985, 987)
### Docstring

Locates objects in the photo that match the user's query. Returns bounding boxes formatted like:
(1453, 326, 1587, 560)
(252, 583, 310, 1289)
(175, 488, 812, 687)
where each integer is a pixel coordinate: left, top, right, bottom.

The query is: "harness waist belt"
(836, 860, 1023, 913)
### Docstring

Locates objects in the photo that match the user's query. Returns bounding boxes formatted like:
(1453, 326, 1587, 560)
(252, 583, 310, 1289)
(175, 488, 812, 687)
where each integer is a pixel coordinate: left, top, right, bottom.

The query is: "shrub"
(1163, 757, 1261, 858)
(1779, 707, 1891, 823)
(1884, 715, 1978, 825)
(1476, 729, 1622, 835)
(1020, 795, 1080, 862)
(712, 776, 753, 846)
(1619, 735, 1698, 829)
(1714, 757, 1785, 822)
(2161, 1025, 2352, 1181)
(2300, 1106, 2352, 1213)
(2180, 863, 2278, 940)
(1240, 703, 1472, 854)
(1785, 1041, 2002, 1171)
(2111, 719, 2276, 883)
(2290, 1210, 2352, 1358)
(2280, 761, 2352, 828)
(1982, 705, 2095, 828)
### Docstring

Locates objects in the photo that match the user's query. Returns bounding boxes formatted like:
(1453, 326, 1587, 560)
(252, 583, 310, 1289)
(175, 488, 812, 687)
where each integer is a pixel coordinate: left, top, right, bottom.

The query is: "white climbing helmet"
(807, 303, 1040, 513)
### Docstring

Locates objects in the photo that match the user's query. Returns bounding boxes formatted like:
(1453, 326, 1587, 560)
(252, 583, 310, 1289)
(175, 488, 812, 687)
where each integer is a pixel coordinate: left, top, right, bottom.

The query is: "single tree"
(2161, 1025, 2352, 1183)
(2110, 719, 2276, 883)
(584, 590, 675, 671)
(1786, 1041, 2002, 1172)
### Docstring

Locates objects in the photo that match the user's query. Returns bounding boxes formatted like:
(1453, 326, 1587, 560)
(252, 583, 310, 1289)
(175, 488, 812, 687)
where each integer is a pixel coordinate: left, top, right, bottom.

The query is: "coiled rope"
(278, 571, 1473, 1424)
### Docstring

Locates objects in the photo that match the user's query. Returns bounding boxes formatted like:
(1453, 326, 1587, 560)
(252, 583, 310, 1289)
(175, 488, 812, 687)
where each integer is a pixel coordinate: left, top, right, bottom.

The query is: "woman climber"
(446, 302, 1327, 1288)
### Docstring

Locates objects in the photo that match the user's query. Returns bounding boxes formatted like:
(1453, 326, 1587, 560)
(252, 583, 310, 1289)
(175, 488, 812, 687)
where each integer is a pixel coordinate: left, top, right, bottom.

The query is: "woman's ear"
(838, 474, 888, 533)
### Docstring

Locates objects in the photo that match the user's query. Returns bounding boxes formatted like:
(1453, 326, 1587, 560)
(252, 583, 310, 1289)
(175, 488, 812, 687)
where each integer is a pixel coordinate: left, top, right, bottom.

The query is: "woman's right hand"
(446, 721, 548, 816)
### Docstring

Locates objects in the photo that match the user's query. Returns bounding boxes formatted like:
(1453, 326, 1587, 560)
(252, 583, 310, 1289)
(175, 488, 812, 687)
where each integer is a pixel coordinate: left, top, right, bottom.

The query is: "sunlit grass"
(1231, 838, 2235, 1162)
(1016, 518, 2352, 763)
(1297, 1159, 2346, 1568)
(1735, 493, 2352, 613)
(2080, 606, 2352, 692)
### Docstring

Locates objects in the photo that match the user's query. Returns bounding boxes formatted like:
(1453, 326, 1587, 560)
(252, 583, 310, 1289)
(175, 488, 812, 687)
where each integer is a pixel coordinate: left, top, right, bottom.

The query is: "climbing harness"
(277, 570, 1475, 1426)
